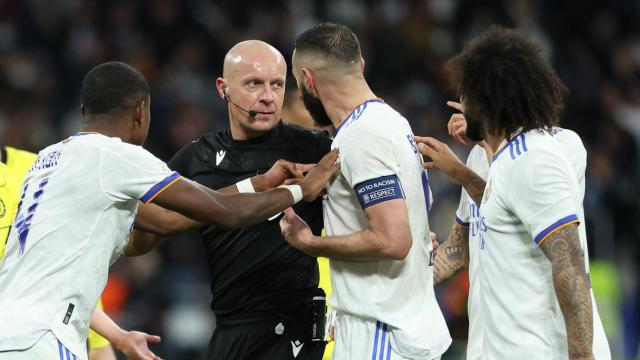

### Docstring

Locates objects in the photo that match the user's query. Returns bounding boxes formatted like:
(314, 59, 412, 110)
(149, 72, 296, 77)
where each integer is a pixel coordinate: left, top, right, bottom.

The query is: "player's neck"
(322, 80, 378, 128)
(80, 117, 128, 141)
(484, 131, 508, 153)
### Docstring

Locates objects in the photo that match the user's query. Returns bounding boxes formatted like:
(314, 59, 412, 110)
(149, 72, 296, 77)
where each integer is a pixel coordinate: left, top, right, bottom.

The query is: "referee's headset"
(223, 88, 257, 118)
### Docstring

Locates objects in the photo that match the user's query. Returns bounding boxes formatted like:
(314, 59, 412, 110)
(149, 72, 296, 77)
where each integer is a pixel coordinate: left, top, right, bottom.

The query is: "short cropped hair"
(447, 25, 568, 136)
(294, 22, 361, 65)
(81, 61, 150, 115)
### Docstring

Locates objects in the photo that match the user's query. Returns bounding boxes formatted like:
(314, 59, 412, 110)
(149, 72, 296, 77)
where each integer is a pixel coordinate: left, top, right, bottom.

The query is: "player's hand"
(280, 207, 316, 254)
(446, 101, 469, 145)
(299, 148, 340, 201)
(414, 136, 467, 185)
(260, 160, 315, 190)
(113, 331, 162, 360)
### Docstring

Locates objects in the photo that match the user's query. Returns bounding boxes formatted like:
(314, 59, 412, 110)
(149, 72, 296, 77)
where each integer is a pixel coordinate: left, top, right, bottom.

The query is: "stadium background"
(0, 0, 638, 359)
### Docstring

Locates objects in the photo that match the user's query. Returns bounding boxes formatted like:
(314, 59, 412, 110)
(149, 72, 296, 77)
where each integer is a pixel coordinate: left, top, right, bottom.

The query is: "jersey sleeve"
(339, 131, 403, 209)
(503, 149, 580, 245)
(455, 187, 471, 227)
(99, 144, 182, 204)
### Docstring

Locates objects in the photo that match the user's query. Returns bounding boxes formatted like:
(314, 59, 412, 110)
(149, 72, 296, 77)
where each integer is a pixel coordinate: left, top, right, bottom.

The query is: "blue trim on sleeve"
(533, 214, 579, 244)
(355, 175, 404, 209)
(454, 215, 470, 227)
(140, 171, 181, 203)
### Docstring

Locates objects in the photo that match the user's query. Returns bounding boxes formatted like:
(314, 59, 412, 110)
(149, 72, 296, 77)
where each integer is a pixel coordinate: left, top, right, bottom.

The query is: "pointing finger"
(447, 101, 464, 112)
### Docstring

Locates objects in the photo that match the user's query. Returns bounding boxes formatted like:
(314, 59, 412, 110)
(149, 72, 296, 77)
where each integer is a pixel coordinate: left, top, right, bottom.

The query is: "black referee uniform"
(168, 121, 331, 360)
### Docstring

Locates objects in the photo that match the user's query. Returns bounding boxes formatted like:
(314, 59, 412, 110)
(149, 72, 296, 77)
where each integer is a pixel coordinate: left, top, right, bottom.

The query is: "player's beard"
(464, 110, 486, 142)
(301, 87, 333, 127)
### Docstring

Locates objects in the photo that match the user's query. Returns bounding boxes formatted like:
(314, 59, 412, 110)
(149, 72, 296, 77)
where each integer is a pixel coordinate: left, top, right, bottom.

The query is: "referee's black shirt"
(168, 121, 332, 319)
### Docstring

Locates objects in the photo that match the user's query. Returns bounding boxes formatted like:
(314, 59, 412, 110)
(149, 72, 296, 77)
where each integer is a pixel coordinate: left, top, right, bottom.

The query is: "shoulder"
(278, 121, 333, 154)
(552, 127, 585, 152)
(492, 129, 559, 163)
(171, 130, 228, 164)
(359, 101, 405, 126)
(280, 122, 332, 142)
(86, 136, 161, 167)
(466, 145, 490, 176)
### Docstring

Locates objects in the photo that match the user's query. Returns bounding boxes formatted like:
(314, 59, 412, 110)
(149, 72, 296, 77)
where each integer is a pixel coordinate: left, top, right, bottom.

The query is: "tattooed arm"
(455, 167, 485, 205)
(539, 224, 594, 360)
(433, 222, 470, 285)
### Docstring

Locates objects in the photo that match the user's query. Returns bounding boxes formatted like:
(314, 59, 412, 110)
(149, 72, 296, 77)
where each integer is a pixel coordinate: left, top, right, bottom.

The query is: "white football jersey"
(324, 100, 451, 359)
(454, 144, 490, 360)
(477, 129, 610, 359)
(0, 133, 179, 357)
(550, 128, 611, 359)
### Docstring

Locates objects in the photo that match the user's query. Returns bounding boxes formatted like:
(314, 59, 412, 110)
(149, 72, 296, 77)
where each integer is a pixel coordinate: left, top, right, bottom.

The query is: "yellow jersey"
(318, 227, 333, 360)
(318, 256, 333, 360)
(0, 162, 20, 258)
(2, 146, 37, 181)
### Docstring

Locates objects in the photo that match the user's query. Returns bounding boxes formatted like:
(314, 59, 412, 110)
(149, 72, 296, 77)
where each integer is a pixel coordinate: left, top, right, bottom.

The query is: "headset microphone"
(224, 91, 257, 117)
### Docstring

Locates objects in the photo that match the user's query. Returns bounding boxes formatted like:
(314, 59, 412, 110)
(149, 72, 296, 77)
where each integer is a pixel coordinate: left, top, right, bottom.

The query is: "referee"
(133, 41, 330, 359)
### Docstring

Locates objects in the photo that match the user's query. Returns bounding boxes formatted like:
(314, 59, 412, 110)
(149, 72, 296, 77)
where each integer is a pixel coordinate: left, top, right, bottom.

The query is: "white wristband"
(236, 178, 255, 193)
(278, 184, 303, 204)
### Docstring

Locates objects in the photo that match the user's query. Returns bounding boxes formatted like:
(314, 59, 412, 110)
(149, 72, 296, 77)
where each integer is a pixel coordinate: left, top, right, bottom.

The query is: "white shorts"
(331, 311, 441, 360)
(0, 331, 85, 360)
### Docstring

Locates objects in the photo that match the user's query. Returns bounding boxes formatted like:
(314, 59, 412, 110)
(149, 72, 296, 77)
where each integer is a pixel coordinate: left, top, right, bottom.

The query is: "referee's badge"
(215, 150, 226, 166)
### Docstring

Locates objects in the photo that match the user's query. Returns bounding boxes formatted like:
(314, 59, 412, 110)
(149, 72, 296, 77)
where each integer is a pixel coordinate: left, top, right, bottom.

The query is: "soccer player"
(0, 61, 337, 360)
(279, 23, 451, 359)
(416, 26, 610, 359)
(0, 145, 161, 360)
(432, 102, 611, 359)
(128, 40, 332, 360)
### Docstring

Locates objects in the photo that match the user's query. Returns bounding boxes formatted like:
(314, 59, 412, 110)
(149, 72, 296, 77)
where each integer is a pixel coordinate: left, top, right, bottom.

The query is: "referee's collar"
(226, 120, 284, 147)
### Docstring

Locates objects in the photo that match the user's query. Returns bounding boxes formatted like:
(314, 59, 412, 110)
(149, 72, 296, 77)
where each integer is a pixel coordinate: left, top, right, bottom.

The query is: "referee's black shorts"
(208, 305, 326, 360)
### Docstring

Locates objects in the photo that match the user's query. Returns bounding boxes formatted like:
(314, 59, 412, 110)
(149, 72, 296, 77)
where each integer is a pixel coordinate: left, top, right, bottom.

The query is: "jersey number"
(14, 177, 49, 255)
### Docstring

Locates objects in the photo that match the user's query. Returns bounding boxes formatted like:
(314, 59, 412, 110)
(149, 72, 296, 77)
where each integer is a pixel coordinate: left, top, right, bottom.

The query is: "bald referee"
(130, 40, 332, 359)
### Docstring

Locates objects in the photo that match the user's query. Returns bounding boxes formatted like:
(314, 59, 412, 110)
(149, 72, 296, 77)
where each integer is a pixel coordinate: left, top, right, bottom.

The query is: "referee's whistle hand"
(299, 148, 340, 201)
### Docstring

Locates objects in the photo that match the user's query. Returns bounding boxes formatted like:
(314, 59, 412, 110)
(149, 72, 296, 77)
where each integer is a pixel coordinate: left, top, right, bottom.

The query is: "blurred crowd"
(1, 0, 639, 359)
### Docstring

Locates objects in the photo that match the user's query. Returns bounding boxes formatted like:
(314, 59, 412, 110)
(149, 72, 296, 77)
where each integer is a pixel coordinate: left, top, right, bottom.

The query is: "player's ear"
(360, 57, 365, 72)
(133, 100, 145, 127)
(301, 68, 317, 96)
(215, 78, 226, 100)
